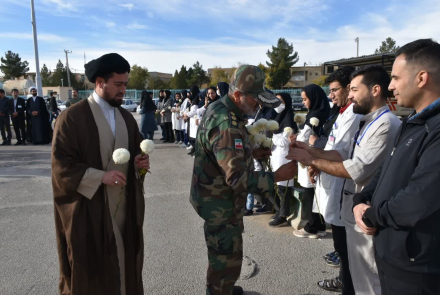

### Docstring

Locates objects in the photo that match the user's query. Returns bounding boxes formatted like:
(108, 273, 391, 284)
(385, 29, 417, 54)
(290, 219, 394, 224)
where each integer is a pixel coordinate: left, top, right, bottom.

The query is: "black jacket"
(49, 97, 58, 112)
(8, 97, 26, 119)
(353, 98, 440, 274)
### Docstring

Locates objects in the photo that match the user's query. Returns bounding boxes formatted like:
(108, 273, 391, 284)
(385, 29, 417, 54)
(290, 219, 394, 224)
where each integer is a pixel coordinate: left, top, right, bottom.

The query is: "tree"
(40, 64, 52, 86)
(176, 66, 189, 89)
(0, 51, 29, 79)
(127, 64, 149, 90)
(257, 63, 271, 88)
(50, 60, 65, 86)
(187, 61, 210, 87)
(312, 75, 327, 87)
(147, 77, 170, 90)
(374, 37, 400, 54)
(266, 38, 299, 88)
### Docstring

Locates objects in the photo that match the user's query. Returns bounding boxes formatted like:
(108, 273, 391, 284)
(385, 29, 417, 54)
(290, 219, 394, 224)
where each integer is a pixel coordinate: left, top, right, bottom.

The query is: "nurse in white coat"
(268, 93, 299, 226)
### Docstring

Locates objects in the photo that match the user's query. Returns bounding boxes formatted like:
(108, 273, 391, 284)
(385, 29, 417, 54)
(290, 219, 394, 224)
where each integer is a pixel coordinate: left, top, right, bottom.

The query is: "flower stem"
(114, 186, 124, 219)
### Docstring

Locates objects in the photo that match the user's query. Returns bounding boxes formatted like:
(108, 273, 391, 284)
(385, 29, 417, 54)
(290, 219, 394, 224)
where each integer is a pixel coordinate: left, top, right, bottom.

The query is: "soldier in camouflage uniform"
(190, 65, 298, 295)
(65, 89, 81, 107)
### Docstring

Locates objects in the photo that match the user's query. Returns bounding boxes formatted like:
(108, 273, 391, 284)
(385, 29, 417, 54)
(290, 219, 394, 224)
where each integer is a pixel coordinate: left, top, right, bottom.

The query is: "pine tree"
(40, 64, 52, 86)
(127, 65, 149, 90)
(374, 37, 400, 54)
(187, 61, 210, 87)
(50, 60, 65, 86)
(266, 38, 299, 88)
(177, 65, 189, 89)
(0, 51, 29, 79)
(170, 70, 179, 89)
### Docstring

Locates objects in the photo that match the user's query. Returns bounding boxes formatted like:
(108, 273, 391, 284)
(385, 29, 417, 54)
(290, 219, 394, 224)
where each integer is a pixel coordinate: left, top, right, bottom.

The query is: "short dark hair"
(208, 86, 217, 92)
(159, 89, 164, 93)
(0, 89, 5, 94)
(325, 66, 356, 87)
(396, 39, 440, 82)
(351, 65, 391, 100)
(50, 91, 54, 96)
(72, 88, 78, 92)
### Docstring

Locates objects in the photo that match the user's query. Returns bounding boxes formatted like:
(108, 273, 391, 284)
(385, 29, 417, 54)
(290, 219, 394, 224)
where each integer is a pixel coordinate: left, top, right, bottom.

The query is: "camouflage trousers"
(204, 220, 244, 295)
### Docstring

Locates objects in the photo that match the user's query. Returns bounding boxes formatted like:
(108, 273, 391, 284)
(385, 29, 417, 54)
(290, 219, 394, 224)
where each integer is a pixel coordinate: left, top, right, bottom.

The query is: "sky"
(1, 0, 440, 75)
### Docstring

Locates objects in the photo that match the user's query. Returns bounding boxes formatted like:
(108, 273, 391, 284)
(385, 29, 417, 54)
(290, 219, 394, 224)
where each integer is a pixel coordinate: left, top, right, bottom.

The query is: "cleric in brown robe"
(51, 53, 149, 295)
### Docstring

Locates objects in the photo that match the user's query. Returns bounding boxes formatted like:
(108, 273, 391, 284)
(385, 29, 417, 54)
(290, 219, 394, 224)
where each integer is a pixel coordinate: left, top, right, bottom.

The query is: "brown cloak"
(52, 99, 145, 295)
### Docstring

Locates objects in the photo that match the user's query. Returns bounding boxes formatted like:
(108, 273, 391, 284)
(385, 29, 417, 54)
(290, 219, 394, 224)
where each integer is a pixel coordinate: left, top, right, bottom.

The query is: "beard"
(103, 89, 124, 107)
(353, 98, 371, 115)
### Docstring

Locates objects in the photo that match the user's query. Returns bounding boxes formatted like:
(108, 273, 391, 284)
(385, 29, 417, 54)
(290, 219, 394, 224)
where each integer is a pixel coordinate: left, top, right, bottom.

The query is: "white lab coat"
(296, 124, 314, 188)
(180, 99, 190, 131)
(313, 104, 362, 226)
(187, 105, 199, 139)
(271, 132, 295, 187)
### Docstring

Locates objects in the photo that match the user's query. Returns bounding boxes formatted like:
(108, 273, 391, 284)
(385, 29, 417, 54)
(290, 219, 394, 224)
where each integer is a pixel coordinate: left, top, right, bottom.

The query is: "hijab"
(217, 82, 229, 97)
(164, 90, 171, 102)
(273, 93, 298, 134)
(181, 90, 188, 99)
(190, 85, 200, 106)
(302, 84, 330, 132)
(141, 91, 156, 111)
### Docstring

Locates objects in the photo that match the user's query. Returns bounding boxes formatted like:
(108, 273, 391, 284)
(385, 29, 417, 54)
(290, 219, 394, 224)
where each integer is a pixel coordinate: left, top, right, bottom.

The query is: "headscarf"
(302, 84, 330, 132)
(273, 93, 298, 134)
(198, 89, 207, 108)
(164, 90, 171, 101)
(181, 90, 188, 99)
(190, 85, 200, 106)
(141, 91, 156, 111)
(217, 82, 229, 97)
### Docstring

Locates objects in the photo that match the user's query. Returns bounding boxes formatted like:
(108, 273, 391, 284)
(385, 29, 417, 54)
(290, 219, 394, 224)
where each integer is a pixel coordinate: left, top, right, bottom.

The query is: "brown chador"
(51, 53, 149, 295)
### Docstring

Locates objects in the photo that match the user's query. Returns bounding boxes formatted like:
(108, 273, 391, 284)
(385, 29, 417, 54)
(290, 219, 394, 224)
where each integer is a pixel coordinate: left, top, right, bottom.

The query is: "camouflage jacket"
(190, 95, 274, 225)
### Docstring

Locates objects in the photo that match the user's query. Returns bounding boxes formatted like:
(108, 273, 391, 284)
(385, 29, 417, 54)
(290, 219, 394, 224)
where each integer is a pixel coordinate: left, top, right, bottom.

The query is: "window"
(327, 66, 334, 74)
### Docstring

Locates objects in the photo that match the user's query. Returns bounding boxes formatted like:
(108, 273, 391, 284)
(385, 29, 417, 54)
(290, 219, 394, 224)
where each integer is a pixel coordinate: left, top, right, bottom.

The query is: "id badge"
(17, 105, 22, 108)
(328, 135, 335, 146)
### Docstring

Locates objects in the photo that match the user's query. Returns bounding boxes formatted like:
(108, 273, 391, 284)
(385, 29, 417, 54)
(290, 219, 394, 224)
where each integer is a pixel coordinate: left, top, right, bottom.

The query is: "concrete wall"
(42, 86, 72, 101)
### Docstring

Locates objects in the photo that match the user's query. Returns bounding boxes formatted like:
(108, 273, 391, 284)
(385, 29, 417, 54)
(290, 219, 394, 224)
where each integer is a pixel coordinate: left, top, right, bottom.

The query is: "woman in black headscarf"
(267, 93, 299, 226)
(185, 85, 200, 156)
(293, 84, 330, 238)
(217, 82, 229, 97)
(140, 91, 157, 140)
(161, 90, 174, 143)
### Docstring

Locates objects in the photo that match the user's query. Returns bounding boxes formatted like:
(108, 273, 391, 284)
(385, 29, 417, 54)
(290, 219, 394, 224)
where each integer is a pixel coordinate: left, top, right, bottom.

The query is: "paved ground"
(0, 113, 338, 295)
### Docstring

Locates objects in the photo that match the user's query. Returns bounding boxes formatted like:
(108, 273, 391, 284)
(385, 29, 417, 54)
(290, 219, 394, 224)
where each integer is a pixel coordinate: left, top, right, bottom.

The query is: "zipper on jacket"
(391, 117, 408, 156)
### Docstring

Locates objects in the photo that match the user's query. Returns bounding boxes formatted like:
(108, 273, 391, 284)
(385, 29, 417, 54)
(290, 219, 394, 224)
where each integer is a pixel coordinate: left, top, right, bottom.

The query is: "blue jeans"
(246, 194, 254, 210)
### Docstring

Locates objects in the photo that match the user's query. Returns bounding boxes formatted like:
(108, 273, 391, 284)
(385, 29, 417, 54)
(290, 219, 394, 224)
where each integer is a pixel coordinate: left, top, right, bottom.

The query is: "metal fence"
(78, 86, 330, 101)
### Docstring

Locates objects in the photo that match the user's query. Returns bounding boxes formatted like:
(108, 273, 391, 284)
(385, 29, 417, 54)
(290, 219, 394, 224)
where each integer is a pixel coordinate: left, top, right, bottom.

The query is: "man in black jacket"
(8, 89, 27, 145)
(353, 39, 440, 294)
(0, 89, 12, 145)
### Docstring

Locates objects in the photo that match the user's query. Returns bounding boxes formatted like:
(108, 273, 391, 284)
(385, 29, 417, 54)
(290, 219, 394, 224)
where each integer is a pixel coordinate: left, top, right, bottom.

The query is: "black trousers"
(11, 116, 26, 142)
(332, 225, 354, 295)
(271, 185, 291, 217)
(0, 115, 12, 141)
(303, 187, 326, 233)
(376, 255, 440, 295)
(174, 130, 183, 142)
(164, 122, 174, 142)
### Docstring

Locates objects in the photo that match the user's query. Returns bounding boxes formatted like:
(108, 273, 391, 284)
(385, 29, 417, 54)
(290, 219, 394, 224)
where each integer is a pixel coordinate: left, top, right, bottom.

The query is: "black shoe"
(0, 141, 6, 146)
(270, 211, 280, 220)
(232, 286, 243, 295)
(255, 204, 271, 214)
(15, 141, 22, 146)
(5, 140, 11, 146)
(244, 209, 253, 216)
(21, 141, 27, 145)
(269, 216, 287, 227)
(160, 137, 165, 140)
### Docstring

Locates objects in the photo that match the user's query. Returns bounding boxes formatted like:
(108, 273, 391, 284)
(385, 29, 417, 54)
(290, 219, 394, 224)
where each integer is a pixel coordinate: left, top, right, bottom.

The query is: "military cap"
(84, 53, 130, 83)
(229, 65, 281, 108)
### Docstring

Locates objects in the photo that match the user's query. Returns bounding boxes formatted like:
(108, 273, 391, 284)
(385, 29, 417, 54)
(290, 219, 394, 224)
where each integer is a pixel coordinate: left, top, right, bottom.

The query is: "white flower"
(294, 114, 306, 125)
(284, 127, 293, 136)
(140, 139, 155, 154)
(246, 125, 258, 135)
(310, 117, 320, 127)
(266, 120, 279, 131)
(252, 133, 266, 146)
(255, 119, 267, 129)
(168, 106, 171, 110)
(112, 148, 130, 164)
(262, 137, 273, 149)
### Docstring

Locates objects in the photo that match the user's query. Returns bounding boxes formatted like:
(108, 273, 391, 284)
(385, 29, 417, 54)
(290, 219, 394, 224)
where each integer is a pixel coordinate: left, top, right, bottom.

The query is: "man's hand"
(286, 148, 315, 166)
(102, 170, 126, 186)
(288, 134, 297, 146)
(252, 148, 271, 160)
(32, 111, 39, 116)
(274, 161, 298, 182)
(13, 112, 18, 117)
(135, 154, 150, 170)
(353, 204, 377, 235)
(309, 134, 319, 146)
(308, 166, 320, 184)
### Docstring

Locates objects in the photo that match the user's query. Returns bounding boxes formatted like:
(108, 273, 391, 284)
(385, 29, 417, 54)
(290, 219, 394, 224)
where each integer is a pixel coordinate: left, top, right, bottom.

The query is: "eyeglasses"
(329, 87, 343, 94)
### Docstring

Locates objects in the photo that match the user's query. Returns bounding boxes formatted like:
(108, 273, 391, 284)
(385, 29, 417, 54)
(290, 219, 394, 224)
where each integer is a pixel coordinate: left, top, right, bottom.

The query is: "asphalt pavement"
(0, 113, 338, 295)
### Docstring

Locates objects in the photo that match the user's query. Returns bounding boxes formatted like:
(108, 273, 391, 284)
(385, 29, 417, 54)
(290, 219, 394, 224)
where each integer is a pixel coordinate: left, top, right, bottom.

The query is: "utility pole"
(64, 49, 72, 87)
(30, 0, 43, 96)
(355, 37, 359, 57)
(303, 62, 307, 87)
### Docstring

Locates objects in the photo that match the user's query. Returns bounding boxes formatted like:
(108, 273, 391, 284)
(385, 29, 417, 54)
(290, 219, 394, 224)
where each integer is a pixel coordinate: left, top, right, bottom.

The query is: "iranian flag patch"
(235, 139, 243, 149)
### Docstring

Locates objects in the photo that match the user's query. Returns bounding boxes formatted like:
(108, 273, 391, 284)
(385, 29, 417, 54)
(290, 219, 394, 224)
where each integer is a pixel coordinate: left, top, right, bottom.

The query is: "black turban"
(84, 53, 130, 83)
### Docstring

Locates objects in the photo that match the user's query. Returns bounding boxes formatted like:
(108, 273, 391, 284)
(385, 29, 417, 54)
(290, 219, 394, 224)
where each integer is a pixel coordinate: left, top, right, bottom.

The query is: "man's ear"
(416, 71, 429, 89)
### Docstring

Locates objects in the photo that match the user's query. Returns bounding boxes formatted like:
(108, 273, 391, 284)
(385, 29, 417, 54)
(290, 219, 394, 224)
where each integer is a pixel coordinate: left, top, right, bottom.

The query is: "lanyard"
(355, 110, 390, 146)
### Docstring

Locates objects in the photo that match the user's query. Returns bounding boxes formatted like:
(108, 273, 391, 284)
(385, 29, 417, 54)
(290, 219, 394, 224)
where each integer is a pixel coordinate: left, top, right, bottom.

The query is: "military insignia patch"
(232, 121, 237, 126)
(235, 139, 243, 149)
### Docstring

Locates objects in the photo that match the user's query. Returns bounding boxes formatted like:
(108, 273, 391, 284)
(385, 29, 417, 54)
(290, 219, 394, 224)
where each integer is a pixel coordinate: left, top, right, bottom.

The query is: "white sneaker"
(293, 228, 319, 239)
(186, 145, 193, 150)
(178, 141, 183, 144)
(181, 143, 187, 148)
(318, 231, 327, 237)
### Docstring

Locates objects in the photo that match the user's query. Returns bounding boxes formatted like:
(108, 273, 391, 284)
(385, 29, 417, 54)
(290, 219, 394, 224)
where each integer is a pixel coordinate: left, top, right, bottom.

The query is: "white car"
(121, 99, 137, 112)
(59, 102, 67, 112)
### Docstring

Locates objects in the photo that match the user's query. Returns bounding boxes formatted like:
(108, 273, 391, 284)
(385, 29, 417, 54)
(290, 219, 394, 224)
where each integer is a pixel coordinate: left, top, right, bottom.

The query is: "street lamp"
(303, 62, 308, 87)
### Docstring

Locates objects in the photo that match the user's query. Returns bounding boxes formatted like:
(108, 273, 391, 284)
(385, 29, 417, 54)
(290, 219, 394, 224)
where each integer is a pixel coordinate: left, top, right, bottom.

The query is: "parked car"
(292, 95, 307, 111)
(59, 102, 67, 112)
(121, 99, 137, 112)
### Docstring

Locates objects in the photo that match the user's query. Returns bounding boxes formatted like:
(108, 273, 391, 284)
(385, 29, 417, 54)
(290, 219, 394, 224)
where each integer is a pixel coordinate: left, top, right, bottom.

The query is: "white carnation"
(262, 137, 273, 149)
(254, 119, 267, 131)
(112, 148, 130, 164)
(310, 117, 320, 127)
(252, 133, 266, 145)
(294, 114, 306, 125)
(284, 127, 293, 136)
(246, 125, 258, 135)
(140, 139, 155, 154)
(266, 120, 279, 131)
(168, 106, 171, 110)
